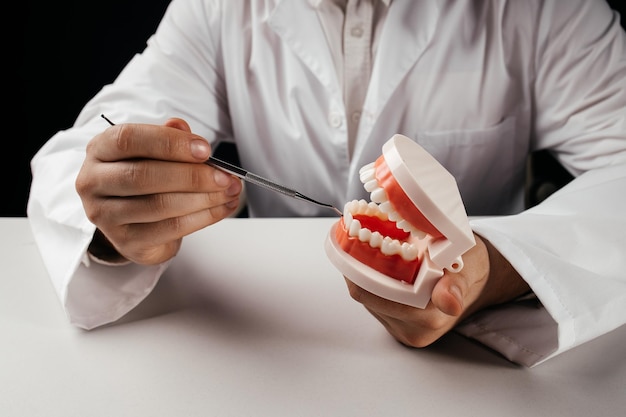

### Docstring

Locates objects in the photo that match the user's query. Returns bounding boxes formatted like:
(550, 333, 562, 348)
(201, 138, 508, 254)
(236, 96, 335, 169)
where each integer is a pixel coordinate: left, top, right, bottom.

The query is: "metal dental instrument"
(101, 114, 343, 216)
(203, 157, 343, 216)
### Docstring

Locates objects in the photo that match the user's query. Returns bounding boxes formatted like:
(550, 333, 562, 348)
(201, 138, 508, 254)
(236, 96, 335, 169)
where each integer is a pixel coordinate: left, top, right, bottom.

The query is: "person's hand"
(343, 234, 530, 347)
(75, 117, 242, 265)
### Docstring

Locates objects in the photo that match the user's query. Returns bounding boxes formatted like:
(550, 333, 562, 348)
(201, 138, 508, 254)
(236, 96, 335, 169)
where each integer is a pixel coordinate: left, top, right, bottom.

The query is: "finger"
(163, 117, 192, 132)
(344, 277, 418, 318)
(92, 191, 241, 225)
(363, 307, 407, 341)
(89, 122, 211, 163)
(162, 117, 242, 192)
(96, 204, 238, 265)
(117, 232, 183, 266)
(363, 307, 445, 348)
(344, 277, 451, 328)
(83, 158, 242, 197)
(118, 207, 232, 251)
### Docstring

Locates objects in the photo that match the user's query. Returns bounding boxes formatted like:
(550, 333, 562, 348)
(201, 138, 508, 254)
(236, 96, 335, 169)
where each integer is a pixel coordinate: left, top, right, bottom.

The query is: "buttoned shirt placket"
(343, 0, 374, 157)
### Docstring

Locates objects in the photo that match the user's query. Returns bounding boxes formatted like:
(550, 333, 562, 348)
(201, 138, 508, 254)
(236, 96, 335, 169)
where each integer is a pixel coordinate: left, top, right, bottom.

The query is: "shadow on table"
(102, 264, 523, 370)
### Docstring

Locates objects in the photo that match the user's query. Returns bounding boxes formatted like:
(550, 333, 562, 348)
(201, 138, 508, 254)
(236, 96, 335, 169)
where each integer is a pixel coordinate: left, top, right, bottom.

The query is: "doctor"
(28, 0, 626, 367)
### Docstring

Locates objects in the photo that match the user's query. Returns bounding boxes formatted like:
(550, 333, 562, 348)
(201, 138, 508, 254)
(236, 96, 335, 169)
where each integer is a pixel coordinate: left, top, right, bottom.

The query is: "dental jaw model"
(325, 135, 476, 308)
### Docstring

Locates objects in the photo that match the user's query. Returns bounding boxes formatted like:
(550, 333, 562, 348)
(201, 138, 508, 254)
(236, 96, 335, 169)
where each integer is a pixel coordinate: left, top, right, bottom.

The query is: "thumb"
(164, 117, 192, 133)
(430, 274, 465, 317)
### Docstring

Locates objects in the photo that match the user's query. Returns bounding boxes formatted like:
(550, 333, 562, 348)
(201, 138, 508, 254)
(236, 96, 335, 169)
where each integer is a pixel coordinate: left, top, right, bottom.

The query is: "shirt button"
(350, 25, 364, 38)
(329, 112, 343, 128)
(351, 111, 361, 124)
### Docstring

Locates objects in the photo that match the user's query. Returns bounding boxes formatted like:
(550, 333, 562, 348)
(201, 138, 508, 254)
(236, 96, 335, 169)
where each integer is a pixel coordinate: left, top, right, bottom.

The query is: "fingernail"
(190, 139, 210, 160)
(213, 169, 231, 186)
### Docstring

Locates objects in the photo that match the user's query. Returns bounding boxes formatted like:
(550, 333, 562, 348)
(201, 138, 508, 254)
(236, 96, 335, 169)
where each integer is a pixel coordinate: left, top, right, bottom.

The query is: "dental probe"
(101, 114, 343, 216)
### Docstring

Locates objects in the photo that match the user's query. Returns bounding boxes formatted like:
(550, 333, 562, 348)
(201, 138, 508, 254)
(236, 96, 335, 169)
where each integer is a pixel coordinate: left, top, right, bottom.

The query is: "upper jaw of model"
(325, 134, 476, 309)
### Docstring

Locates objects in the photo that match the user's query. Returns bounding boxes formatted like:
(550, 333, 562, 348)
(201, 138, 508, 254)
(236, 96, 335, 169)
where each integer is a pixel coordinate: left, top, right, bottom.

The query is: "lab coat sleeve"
(27, 123, 172, 330)
(459, 164, 626, 367)
(457, 1, 626, 367)
(27, 0, 231, 329)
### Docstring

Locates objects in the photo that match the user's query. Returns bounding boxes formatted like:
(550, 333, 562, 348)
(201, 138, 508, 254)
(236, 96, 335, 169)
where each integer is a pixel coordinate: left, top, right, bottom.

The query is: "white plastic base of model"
(325, 223, 444, 309)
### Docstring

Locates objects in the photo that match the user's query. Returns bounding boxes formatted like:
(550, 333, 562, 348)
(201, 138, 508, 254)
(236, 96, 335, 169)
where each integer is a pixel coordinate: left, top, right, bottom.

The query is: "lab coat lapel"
(268, 1, 340, 93)
(357, 1, 440, 143)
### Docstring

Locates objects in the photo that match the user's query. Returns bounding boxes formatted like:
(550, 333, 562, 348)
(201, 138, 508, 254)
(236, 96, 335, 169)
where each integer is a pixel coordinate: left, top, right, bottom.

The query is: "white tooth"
(370, 188, 387, 203)
(413, 228, 427, 239)
(387, 209, 401, 222)
(343, 211, 353, 227)
(359, 171, 374, 185)
(359, 162, 376, 176)
(379, 201, 393, 214)
(366, 201, 381, 217)
(358, 227, 372, 242)
(396, 219, 413, 233)
(344, 201, 355, 216)
(392, 241, 403, 255)
(349, 218, 361, 237)
(363, 179, 379, 192)
(359, 165, 376, 183)
(369, 231, 383, 248)
(401, 242, 419, 261)
(381, 237, 401, 256)
(357, 199, 369, 213)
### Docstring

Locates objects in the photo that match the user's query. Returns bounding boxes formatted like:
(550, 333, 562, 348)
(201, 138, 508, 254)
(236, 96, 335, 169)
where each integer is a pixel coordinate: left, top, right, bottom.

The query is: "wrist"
(482, 237, 531, 305)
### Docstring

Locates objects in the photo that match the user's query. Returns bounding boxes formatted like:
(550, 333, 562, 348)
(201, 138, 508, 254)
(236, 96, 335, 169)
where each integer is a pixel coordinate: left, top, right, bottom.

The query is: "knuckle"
(113, 124, 132, 153)
(123, 160, 150, 188)
(162, 133, 174, 155)
(84, 199, 109, 225)
(164, 215, 185, 238)
(424, 314, 449, 332)
(74, 173, 89, 196)
(148, 193, 171, 217)
(84, 138, 97, 155)
(189, 166, 204, 190)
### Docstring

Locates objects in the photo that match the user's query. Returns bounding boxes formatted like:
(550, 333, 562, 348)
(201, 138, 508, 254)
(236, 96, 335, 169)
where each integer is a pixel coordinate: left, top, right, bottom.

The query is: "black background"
(12, 1, 625, 217)
(15, 0, 171, 217)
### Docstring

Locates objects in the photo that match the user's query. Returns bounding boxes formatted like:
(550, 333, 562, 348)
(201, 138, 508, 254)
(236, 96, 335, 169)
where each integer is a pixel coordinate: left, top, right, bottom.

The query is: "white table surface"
(1, 217, 625, 417)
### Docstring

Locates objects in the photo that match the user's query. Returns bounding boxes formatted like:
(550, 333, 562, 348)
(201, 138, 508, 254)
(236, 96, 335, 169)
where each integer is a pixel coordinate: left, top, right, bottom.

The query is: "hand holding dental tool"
(101, 115, 342, 216)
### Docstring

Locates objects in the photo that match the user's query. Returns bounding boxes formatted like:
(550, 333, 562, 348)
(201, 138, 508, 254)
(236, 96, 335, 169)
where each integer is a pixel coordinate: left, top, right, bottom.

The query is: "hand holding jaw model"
(325, 135, 476, 308)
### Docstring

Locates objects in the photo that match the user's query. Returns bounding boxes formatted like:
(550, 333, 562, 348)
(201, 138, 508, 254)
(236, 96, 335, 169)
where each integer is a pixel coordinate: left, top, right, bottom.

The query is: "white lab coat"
(28, 0, 626, 367)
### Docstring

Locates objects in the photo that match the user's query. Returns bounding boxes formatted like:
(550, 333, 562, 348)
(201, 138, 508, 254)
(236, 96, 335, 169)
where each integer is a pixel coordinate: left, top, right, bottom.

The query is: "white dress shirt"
(315, 0, 390, 155)
(28, 0, 626, 367)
